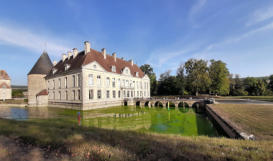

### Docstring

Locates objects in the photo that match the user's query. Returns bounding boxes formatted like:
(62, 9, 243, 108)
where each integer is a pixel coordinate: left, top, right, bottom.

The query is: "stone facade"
(0, 70, 12, 100)
(28, 41, 150, 110)
(28, 74, 47, 106)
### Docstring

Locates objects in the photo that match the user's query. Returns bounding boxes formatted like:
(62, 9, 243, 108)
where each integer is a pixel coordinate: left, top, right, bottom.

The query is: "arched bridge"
(127, 98, 206, 109)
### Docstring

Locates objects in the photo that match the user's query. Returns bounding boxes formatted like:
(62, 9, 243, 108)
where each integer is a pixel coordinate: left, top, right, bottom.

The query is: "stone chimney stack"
(112, 52, 116, 62)
(62, 54, 67, 62)
(72, 48, 78, 58)
(84, 41, 90, 54)
(67, 51, 72, 59)
(53, 61, 57, 66)
(101, 48, 106, 59)
(129, 59, 133, 66)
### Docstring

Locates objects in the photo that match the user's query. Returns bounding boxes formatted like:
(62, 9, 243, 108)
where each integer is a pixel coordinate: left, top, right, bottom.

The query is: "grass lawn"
(210, 104, 273, 141)
(219, 96, 273, 102)
(0, 118, 272, 161)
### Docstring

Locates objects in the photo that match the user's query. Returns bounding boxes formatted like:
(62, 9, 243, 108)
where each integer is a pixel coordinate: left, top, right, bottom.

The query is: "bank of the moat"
(0, 106, 219, 137)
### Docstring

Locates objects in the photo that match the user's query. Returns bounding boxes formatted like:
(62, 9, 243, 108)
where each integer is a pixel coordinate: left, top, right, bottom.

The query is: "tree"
(157, 71, 179, 95)
(176, 63, 186, 95)
(184, 59, 211, 96)
(269, 75, 273, 92)
(244, 77, 266, 96)
(140, 64, 157, 96)
(209, 60, 230, 95)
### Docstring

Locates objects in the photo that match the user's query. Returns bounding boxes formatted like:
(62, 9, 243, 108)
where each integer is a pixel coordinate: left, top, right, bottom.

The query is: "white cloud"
(246, 5, 273, 26)
(0, 22, 70, 56)
(189, 0, 207, 25)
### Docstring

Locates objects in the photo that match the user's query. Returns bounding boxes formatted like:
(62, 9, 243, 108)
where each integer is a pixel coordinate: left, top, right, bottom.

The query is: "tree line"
(140, 59, 273, 96)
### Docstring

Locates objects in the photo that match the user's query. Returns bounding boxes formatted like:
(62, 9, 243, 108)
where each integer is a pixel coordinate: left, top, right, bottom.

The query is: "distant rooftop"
(0, 70, 10, 80)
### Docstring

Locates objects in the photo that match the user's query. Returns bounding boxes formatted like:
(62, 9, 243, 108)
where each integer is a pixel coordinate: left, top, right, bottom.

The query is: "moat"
(0, 106, 219, 137)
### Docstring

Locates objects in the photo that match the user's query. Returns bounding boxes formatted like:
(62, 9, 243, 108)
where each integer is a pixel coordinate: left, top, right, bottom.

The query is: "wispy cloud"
(246, 5, 273, 26)
(0, 22, 71, 56)
(189, 0, 207, 26)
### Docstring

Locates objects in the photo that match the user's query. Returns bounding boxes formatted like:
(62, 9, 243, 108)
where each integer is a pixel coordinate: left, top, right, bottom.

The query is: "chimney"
(53, 61, 57, 66)
(101, 48, 106, 59)
(84, 41, 90, 54)
(67, 51, 72, 59)
(62, 54, 67, 62)
(112, 52, 116, 62)
(72, 48, 78, 58)
(129, 59, 133, 66)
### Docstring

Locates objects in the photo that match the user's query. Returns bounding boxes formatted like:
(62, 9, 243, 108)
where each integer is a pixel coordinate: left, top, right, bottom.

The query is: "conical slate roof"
(28, 51, 53, 75)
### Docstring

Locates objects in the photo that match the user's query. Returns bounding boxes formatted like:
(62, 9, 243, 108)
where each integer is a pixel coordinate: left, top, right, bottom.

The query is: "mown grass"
(210, 104, 273, 141)
(220, 96, 273, 102)
(0, 118, 272, 161)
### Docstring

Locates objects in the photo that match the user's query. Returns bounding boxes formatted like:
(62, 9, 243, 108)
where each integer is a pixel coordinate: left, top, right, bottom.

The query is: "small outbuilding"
(0, 70, 12, 100)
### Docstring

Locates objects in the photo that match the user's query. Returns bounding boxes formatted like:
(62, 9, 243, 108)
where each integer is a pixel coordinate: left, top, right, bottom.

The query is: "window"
(93, 64, 96, 69)
(118, 90, 121, 98)
(78, 90, 81, 100)
(137, 81, 139, 89)
(65, 64, 70, 71)
(126, 80, 129, 87)
(66, 91, 68, 100)
(112, 66, 116, 72)
(89, 89, 94, 100)
(53, 80, 55, 89)
(53, 92, 55, 99)
(112, 78, 115, 88)
(131, 91, 133, 97)
(127, 91, 130, 97)
(53, 68, 57, 74)
(123, 90, 126, 98)
(59, 91, 61, 100)
(58, 79, 61, 89)
(113, 90, 116, 98)
(137, 91, 139, 97)
(65, 77, 67, 88)
(97, 75, 101, 86)
(73, 75, 76, 87)
(106, 77, 110, 87)
(78, 74, 81, 87)
(136, 72, 139, 77)
(126, 69, 129, 74)
(72, 90, 75, 100)
(106, 90, 110, 98)
(88, 74, 94, 86)
(97, 90, 101, 99)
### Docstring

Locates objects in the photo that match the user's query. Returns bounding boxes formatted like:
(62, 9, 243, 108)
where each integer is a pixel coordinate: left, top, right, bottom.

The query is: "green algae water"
(0, 106, 219, 136)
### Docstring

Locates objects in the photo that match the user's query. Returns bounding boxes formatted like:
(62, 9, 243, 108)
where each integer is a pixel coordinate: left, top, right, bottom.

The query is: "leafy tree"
(176, 63, 186, 95)
(229, 74, 248, 96)
(209, 60, 230, 95)
(140, 64, 157, 96)
(269, 75, 273, 92)
(157, 71, 179, 95)
(244, 77, 266, 96)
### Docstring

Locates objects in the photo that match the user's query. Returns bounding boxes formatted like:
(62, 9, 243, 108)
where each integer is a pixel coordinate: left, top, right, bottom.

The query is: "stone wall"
(28, 74, 47, 106)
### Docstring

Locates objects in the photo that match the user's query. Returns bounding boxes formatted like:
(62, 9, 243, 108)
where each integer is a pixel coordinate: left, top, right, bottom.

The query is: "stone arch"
(136, 101, 140, 107)
(154, 101, 163, 108)
(192, 102, 205, 113)
(184, 102, 190, 108)
(178, 102, 184, 108)
(124, 101, 128, 106)
(166, 102, 175, 109)
(144, 101, 150, 107)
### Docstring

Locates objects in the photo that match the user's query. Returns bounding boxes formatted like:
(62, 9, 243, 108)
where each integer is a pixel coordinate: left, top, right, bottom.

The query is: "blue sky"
(1, 0, 273, 85)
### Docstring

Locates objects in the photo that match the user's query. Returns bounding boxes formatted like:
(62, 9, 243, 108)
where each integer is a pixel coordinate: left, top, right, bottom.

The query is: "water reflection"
(0, 106, 219, 137)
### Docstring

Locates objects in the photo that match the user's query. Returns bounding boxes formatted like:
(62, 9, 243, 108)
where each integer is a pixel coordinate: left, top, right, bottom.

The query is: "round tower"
(28, 51, 52, 106)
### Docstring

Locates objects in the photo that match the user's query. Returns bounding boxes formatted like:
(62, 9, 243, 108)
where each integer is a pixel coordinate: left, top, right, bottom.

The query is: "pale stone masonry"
(28, 41, 150, 110)
(0, 70, 12, 100)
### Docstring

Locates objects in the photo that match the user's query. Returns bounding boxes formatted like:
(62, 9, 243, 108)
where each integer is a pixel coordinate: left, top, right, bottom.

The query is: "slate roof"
(28, 51, 53, 75)
(46, 49, 145, 78)
(0, 70, 10, 80)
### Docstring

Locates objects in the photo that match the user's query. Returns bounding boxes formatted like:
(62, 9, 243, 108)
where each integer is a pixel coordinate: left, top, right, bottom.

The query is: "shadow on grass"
(0, 118, 272, 161)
